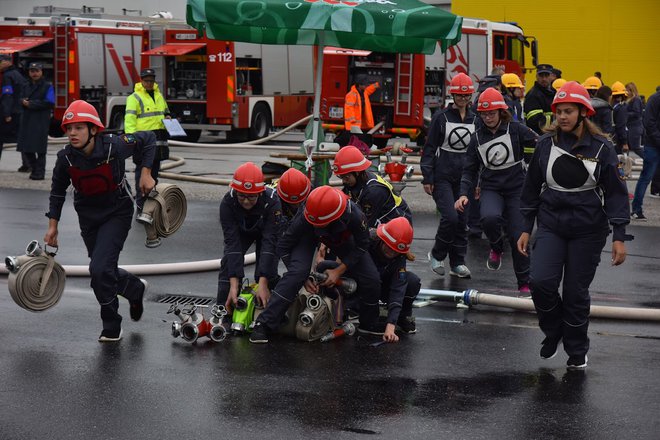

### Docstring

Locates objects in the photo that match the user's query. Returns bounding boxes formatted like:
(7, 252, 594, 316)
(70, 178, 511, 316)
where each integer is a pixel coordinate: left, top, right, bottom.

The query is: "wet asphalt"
(1, 145, 660, 439)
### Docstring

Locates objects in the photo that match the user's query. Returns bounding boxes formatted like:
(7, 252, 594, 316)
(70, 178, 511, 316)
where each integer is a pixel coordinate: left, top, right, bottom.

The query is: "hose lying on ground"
(418, 288, 660, 322)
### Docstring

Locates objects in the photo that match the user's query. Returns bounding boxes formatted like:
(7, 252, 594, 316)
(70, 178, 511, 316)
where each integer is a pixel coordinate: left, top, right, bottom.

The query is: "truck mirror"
(531, 40, 538, 67)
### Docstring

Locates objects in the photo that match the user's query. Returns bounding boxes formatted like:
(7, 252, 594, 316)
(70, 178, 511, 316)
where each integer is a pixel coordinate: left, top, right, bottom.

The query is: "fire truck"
(0, 6, 148, 135)
(319, 18, 538, 145)
(0, 6, 315, 141)
(140, 24, 315, 141)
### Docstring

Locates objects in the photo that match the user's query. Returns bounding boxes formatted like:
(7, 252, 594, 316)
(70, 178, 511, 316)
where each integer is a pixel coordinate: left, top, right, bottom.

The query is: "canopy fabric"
(0, 37, 53, 54)
(186, 0, 462, 55)
(141, 42, 206, 56)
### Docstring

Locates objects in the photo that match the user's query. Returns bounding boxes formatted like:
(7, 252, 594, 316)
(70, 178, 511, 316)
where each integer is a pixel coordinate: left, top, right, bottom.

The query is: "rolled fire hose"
(418, 288, 660, 322)
(5, 241, 66, 312)
(138, 183, 187, 248)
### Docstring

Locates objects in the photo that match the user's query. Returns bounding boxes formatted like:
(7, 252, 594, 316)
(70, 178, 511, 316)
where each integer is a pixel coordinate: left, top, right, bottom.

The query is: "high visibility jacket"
(344, 83, 379, 130)
(124, 82, 169, 133)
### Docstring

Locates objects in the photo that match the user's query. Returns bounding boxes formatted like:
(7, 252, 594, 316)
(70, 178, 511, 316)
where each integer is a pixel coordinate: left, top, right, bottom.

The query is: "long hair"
(545, 104, 608, 142)
(625, 82, 640, 103)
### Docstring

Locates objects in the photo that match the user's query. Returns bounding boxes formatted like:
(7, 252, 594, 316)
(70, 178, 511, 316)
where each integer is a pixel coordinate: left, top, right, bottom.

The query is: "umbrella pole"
(304, 41, 325, 179)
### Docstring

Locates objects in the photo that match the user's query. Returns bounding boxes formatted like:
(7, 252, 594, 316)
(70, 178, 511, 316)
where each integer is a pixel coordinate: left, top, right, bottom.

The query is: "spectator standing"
(124, 68, 171, 212)
(344, 74, 379, 132)
(16, 62, 55, 180)
(524, 64, 556, 135)
(590, 86, 613, 136)
(631, 90, 660, 219)
(610, 81, 629, 154)
(625, 82, 644, 159)
(0, 53, 28, 167)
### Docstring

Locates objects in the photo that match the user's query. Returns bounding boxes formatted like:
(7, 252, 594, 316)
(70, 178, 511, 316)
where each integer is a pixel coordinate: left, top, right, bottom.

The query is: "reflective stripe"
(137, 111, 165, 118)
(339, 157, 369, 171)
(132, 93, 145, 114)
(125, 109, 137, 115)
(523, 147, 535, 154)
(526, 109, 543, 119)
(78, 112, 102, 123)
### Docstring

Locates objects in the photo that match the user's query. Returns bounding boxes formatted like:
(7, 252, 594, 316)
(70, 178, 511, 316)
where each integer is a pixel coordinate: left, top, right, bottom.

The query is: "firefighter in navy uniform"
(0, 53, 28, 165)
(455, 88, 538, 294)
(217, 162, 284, 315)
(250, 186, 382, 343)
(517, 82, 630, 370)
(610, 81, 629, 154)
(332, 145, 412, 228)
(421, 72, 476, 279)
(524, 64, 556, 135)
(273, 167, 311, 224)
(43, 100, 156, 342)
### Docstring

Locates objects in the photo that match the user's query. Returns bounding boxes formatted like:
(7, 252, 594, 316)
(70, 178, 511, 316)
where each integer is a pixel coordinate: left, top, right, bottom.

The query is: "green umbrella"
(186, 0, 463, 158)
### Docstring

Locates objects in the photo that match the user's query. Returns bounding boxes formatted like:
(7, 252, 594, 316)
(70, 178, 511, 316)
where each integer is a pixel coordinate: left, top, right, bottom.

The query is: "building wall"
(452, 0, 660, 98)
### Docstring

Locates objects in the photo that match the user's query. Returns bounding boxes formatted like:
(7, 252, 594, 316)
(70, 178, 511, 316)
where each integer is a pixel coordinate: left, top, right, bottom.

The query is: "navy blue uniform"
(47, 132, 156, 333)
(505, 94, 523, 122)
(343, 170, 412, 227)
(590, 97, 613, 136)
(217, 187, 283, 304)
(422, 105, 476, 266)
(256, 201, 381, 332)
(520, 130, 630, 357)
(0, 64, 28, 160)
(369, 244, 420, 325)
(460, 121, 538, 287)
(626, 96, 644, 158)
(612, 101, 628, 154)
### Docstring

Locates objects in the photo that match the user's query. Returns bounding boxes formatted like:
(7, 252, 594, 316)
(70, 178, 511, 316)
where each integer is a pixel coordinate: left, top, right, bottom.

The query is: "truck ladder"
(395, 54, 413, 116)
(53, 20, 69, 112)
(147, 24, 165, 80)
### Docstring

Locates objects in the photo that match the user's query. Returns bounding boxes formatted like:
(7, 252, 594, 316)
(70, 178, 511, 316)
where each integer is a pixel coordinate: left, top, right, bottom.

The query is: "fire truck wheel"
(109, 107, 126, 131)
(249, 103, 272, 140)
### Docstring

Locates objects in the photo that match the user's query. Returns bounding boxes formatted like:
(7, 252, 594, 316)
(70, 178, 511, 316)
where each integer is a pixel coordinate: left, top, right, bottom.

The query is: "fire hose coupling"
(462, 289, 479, 306)
(6, 240, 66, 312)
(308, 271, 357, 296)
(320, 322, 356, 342)
(167, 303, 227, 343)
(139, 183, 187, 249)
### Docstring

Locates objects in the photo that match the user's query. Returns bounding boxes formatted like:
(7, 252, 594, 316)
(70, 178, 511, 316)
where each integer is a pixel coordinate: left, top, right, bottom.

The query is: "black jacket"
(343, 171, 412, 227)
(369, 244, 408, 324)
(1, 65, 27, 117)
(523, 82, 555, 135)
(590, 97, 613, 135)
(520, 130, 630, 242)
(219, 187, 283, 280)
(643, 92, 660, 148)
(17, 78, 55, 154)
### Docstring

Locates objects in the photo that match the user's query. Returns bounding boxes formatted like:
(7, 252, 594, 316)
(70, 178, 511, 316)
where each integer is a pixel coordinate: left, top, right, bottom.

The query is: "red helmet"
(448, 72, 475, 95)
(230, 162, 265, 194)
(332, 146, 371, 176)
(377, 217, 413, 254)
(304, 186, 348, 227)
(477, 88, 508, 112)
(551, 81, 595, 116)
(61, 100, 105, 132)
(277, 168, 311, 205)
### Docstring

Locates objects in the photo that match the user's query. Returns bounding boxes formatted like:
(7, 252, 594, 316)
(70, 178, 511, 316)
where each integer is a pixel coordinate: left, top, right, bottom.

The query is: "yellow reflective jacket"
(124, 82, 169, 133)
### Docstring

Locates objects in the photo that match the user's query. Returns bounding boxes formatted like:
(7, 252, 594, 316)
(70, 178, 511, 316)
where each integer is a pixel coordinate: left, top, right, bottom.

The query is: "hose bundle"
(138, 183, 187, 248)
(5, 241, 66, 312)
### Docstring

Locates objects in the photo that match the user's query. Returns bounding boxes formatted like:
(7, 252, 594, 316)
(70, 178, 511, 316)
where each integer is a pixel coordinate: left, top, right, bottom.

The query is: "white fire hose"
(418, 288, 660, 322)
(137, 183, 187, 248)
(5, 241, 66, 312)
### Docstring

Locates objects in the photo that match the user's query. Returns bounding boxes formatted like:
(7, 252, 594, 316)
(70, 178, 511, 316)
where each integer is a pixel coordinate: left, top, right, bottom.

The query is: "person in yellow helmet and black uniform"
(124, 68, 171, 211)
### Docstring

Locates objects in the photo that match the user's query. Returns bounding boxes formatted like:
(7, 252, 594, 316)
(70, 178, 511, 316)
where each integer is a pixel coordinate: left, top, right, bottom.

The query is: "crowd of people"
(1, 54, 653, 370)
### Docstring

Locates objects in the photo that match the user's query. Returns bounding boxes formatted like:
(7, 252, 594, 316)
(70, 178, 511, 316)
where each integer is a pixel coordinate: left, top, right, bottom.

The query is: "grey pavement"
(1, 141, 660, 439)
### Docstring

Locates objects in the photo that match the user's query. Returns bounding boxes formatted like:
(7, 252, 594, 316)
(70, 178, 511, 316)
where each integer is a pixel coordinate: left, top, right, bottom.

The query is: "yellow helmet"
(611, 81, 628, 96)
(501, 73, 524, 89)
(552, 78, 567, 91)
(582, 76, 603, 90)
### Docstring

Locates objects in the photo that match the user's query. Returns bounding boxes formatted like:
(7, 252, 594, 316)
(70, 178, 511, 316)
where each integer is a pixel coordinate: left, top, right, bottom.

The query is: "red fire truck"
(319, 18, 537, 145)
(140, 24, 315, 141)
(0, 6, 148, 135)
(0, 6, 315, 141)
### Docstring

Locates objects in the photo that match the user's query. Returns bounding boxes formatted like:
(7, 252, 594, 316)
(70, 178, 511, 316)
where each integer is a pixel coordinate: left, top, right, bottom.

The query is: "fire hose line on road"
(418, 288, 660, 322)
